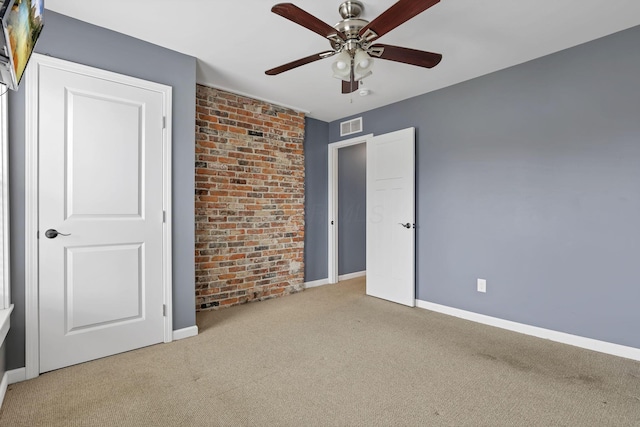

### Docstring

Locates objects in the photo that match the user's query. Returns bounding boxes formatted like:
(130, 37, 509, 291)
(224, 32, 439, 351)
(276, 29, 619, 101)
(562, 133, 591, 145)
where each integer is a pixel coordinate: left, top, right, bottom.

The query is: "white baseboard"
(305, 272, 366, 289)
(1, 368, 27, 408)
(339, 271, 366, 281)
(416, 300, 640, 362)
(304, 278, 329, 289)
(173, 325, 198, 341)
(0, 370, 7, 408)
(7, 368, 26, 385)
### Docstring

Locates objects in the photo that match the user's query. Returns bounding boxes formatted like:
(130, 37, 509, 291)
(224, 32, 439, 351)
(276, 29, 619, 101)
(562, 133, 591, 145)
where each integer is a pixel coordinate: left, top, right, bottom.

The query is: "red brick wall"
(195, 85, 305, 310)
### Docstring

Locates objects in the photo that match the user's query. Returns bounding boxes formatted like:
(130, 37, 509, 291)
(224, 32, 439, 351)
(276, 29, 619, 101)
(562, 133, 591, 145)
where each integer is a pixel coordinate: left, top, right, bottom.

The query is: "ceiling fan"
(265, 0, 442, 94)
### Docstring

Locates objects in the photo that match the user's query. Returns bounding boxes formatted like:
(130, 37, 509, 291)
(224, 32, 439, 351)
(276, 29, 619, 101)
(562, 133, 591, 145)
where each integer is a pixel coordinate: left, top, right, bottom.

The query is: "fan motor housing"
(335, 1, 368, 39)
(334, 18, 368, 39)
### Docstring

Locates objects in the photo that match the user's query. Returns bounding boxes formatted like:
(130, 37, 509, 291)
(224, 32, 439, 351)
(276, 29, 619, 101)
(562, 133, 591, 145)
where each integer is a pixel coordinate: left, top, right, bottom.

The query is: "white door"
(366, 128, 415, 306)
(37, 58, 169, 372)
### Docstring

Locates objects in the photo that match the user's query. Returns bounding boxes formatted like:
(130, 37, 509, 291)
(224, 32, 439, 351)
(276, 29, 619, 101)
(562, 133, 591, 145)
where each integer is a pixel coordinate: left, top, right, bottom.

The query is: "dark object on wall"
(0, 0, 45, 91)
(265, 0, 442, 94)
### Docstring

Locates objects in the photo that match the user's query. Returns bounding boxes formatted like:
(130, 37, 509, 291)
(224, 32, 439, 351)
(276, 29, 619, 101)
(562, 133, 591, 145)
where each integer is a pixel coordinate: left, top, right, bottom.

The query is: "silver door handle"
(398, 223, 411, 229)
(45, 229, 71, 239)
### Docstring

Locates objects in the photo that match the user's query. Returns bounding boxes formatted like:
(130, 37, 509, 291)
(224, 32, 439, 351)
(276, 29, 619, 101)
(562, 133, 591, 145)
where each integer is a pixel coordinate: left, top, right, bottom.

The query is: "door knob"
(398, 223, 411, 229)
(45, 229, 71, 239)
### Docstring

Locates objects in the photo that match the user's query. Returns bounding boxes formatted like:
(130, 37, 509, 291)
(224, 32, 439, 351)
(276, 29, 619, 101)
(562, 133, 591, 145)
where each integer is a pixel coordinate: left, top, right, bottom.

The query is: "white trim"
(304, 278, 329, 289)
(338, 270, 366, 281)
(0, 370, 8, 408)
(6, 368, 26, 385)
(0, 304, 12, 346)
(327, 134, 373, 285)
(0, 365, 22, 411)
(304, 274, 364, 288)
(24, 58, 39, 380)
(328, 147, 338, 284)
(162, 86, 174, 344)
(173, 325, 198, 341)
(24, 53, 174, 379)
(416, 300, 640, 362)
(0, 90, 9, 309)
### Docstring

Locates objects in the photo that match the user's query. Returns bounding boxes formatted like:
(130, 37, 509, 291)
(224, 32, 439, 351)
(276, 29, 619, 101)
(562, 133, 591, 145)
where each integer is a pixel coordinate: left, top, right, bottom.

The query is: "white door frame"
(0, 90, 10, 310)
(327, 133, 373, 284)
(24, 54, 173, 379)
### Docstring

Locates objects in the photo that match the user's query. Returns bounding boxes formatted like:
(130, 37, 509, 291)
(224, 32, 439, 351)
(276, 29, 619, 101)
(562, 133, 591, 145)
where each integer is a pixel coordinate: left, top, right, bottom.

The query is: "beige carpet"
(1, 277, 639, 426)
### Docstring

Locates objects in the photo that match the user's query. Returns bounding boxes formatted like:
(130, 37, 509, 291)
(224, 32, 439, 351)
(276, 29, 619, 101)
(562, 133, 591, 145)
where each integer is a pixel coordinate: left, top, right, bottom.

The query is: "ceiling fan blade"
(370, 44, 442, 68)
(272, 3, 346, 41)
(359, 0, 440, 42)
(342, 69, 359, 94)
(266, 51, 336, 76)
(342, 80, 358, 94)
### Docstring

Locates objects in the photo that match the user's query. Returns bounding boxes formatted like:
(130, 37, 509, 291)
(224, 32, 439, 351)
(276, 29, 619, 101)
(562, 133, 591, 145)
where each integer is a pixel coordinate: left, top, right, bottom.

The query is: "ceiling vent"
(340, 117, 363, 137)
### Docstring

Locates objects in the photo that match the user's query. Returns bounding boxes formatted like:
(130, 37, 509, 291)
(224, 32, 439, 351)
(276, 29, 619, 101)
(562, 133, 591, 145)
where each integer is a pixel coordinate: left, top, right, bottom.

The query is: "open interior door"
(366, 128, 415, 306)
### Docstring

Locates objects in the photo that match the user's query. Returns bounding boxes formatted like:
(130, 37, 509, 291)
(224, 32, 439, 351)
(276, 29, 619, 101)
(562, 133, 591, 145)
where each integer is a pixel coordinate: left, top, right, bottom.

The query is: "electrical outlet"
(477, 278, 487, 293)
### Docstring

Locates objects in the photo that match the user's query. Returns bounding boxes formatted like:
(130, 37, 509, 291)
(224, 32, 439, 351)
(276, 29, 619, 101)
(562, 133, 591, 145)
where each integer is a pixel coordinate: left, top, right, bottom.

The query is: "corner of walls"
(195, 85, 306, 310)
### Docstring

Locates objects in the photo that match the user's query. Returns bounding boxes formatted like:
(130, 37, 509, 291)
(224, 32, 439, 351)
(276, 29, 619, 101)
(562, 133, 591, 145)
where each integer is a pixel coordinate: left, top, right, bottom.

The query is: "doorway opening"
(327, 134, 372, 284)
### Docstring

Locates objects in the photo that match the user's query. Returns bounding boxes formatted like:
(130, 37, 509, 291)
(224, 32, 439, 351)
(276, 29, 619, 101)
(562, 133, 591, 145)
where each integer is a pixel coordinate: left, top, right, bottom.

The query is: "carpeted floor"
(1, 277, 639, 426)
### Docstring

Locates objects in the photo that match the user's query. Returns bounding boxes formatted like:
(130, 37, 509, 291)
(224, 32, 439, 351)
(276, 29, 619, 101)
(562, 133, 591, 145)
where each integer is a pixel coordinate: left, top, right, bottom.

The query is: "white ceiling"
(46, 0, 640, 122)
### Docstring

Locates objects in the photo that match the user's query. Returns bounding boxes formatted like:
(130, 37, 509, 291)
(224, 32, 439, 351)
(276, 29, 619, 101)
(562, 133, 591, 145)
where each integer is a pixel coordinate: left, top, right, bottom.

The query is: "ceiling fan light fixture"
(353, 48, 373, 80)
(355, 49, 371, 68)
(332, 50, 352, 80)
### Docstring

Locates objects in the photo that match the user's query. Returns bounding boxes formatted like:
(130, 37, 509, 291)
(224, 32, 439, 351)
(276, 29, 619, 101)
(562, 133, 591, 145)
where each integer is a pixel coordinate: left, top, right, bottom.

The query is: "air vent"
(340, 117, 363, 137)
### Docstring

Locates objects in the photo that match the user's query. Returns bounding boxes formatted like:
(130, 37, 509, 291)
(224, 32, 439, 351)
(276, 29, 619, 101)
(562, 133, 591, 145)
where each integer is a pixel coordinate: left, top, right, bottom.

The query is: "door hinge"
(162, 116, 166, 129)
(163, 210, 166, 223)
(163, 304, 167, 317)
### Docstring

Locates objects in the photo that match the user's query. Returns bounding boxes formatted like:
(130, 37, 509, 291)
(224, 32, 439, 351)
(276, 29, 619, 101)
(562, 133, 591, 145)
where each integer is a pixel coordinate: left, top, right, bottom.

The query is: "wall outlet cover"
(477, 278, 487, 293)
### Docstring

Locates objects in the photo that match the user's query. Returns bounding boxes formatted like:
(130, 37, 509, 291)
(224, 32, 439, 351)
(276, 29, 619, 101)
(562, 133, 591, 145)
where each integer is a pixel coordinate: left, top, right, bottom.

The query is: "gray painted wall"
(325, 25, 640, 349)
(338, 143, 366, 275)
(303, 118, 329, 282)
(7, 11, 196, 369)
